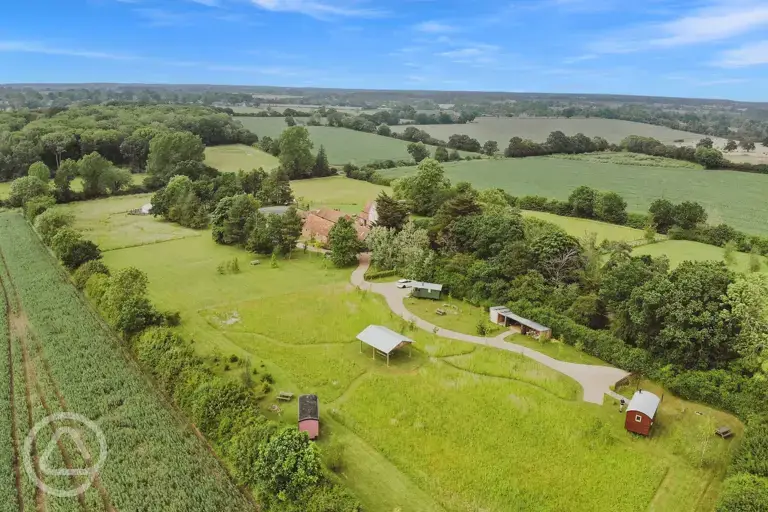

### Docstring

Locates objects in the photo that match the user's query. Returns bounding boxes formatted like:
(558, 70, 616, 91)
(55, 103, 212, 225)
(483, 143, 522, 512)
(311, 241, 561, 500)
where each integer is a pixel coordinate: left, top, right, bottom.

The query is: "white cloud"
(414, 21, 456, 33)
(250, 0, 384, 19)
(590, 0, 768, 54)
(713, 40, 768, 67)
(437, 43, 500, 64)
(0, 41, 136, 60)
(563, 53, 597, 64)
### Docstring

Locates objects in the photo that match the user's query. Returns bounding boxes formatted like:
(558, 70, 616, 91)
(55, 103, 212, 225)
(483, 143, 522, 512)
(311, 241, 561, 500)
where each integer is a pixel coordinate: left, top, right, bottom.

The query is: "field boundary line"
(0, 258, 24, 510)
(99, 233, 203, 253)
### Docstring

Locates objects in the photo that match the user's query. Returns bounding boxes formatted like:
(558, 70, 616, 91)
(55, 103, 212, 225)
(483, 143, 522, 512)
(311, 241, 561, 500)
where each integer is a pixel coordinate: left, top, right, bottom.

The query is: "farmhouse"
(625, 390, 661, 436)
(356, 325, 413, 366)
(358, 201, 378, 227)
(410, 282, 443, 300)
(298, 394, 320, 440)
(488, 306, 551, 340)
(301, 207, 370, 245)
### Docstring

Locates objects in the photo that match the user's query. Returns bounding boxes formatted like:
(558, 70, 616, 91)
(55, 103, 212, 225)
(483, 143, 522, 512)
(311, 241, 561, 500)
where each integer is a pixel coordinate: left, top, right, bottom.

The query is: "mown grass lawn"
(380, 157, 768, 235)
(291, 175, 390, 214)
(204, 143, 280, 172)
(506, 333, 611, 366)
(76, 201, 742, 512)
(404, 296, 504, 337)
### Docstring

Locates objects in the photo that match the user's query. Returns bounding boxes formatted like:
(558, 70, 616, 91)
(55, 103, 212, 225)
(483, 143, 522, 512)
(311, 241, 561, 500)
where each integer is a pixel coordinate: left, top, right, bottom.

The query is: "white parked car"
(396, 283, 408, 289)
(397, 279, 411, 284)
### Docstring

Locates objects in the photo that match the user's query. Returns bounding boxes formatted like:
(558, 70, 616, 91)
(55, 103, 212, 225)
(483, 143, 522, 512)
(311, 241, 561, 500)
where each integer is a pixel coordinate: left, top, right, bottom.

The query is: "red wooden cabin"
(298, 394, 319, 440)
(624, 390, 661, 436)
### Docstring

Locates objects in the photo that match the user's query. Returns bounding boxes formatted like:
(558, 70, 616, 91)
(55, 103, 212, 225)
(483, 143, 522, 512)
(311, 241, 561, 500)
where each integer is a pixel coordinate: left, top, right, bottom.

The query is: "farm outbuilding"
(410, 282, 443, 300)
(624, 390, 661, 436)
(356, 325, 413, 366)
(488, 306, 551, 340)
(298, 394, 319, 440)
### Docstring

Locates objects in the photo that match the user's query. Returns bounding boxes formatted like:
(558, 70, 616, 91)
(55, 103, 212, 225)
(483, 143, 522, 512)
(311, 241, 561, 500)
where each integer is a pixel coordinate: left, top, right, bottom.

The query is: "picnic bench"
(435, 309, 446, 316)
(277, 391, 294, 402)
(715, 426, 734, 439)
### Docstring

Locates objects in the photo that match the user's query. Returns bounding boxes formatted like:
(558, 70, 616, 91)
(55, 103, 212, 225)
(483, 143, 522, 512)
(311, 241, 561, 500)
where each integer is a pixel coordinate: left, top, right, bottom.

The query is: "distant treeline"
(0, 105, 256, 182)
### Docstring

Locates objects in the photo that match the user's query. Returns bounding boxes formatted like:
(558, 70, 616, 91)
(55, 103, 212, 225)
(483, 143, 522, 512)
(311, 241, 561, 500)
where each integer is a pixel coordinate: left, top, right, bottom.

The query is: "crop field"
(380, 157, 768, 235)
(292, 175, 390, 213)
(0, 174, 145, 201)
(549, 151, 703, 170)
(204, 143, 280, 172)
(239, 117, 475, 165)
(0, 212, 252, 511)
(52, 194, 734, 511)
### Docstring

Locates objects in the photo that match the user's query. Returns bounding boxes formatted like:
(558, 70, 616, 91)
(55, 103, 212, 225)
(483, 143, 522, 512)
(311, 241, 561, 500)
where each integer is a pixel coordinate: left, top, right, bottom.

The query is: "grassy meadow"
(634, 240, 767, 272)
(404, 296, 505, 337)
(522, 210, 648, 243)
(239, 117, 476, 165)
(292, 175, 390, 213)
(204, 143, 280, 172)
(380, 157, 768, 235)
(43, 193, 733, 511)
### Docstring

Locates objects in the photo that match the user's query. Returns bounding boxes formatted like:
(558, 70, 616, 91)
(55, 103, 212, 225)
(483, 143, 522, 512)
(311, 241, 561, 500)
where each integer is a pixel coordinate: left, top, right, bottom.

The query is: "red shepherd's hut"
(625, 390, 661, 436)
(298, 394, 319, 440)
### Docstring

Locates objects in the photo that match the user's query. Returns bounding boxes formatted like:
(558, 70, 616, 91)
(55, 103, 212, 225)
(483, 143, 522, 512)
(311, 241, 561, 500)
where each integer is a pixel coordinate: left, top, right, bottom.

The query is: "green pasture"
(522, 210, 648, 243)
(204, 144, 280, 172)
(0, 173, 145, 200)
(391, 117, 715, 145)
(550, 151, 703, 170)
(634, 240, 767, 273)
(239, 117, 475, 165)
(292, 175, 390, 213)
(56, 194, 201, 251)
(74, 196, 739, 510)
(380, 157, 768, 235)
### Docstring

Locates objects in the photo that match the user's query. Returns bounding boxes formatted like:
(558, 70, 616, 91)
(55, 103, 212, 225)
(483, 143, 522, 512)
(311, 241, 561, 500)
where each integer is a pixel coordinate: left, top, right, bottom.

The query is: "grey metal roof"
(491, 307, 550, 332)
(298, 394, 319, 421)
(259, 205, 290, 215)
(410, 282, 443, 292)
(627, 390, 661, 419)
(356, 325, 414, 354)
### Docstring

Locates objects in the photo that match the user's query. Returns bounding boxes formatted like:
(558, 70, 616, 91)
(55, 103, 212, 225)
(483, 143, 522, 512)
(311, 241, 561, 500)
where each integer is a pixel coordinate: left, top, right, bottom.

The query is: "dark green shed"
(410, 282, 443, 300)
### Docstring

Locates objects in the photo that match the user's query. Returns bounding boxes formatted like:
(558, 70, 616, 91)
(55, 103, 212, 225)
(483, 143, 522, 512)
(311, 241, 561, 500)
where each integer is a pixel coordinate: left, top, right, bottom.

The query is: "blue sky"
(1, 0, 768, 100)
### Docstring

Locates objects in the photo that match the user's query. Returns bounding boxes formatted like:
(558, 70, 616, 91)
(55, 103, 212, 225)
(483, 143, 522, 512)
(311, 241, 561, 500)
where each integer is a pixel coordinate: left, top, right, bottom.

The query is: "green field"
(0, 173, 145, 200)
(522, 210, 648, 243)
(204, 143, 280, 172)
(40, 193, 728, 511)
(291, 175, 390, 213)
(404, 296, 505, 337)
(239, 117, 475, 166)
(380, 158, 768, 235)
(634, 240, 767, 272)
(391, 117, 719, 145)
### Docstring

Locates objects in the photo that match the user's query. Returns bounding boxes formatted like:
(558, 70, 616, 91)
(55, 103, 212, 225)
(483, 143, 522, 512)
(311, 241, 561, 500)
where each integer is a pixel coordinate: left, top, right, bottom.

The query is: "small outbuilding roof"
(410, 282, 443, 292)
(356, 325, 414, 354)
(141, 203, 152, 214)
(259, 205, 290, 215)
(490, 306, 550, 332)
(298, 394, 319, 422)
(627, 390, 661, 419)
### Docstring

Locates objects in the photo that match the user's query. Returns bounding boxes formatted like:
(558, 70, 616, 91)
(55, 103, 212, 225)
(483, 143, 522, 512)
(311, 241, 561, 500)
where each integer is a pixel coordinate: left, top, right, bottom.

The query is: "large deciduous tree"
(54, 159, 79, 200)
(257, 167, 293, 206)
(146, 131, 205, 184)
(724, 273, 768, 375)
(673, 201, 707, 230)
(407, 142, 430, 163)
(7, 175, 50, 207)
(392, 158, 450, 216)
(78, 151, 112, 198)
(482, 140, 498, 156)
(27, 162, 51, 182)
(328, 217, 363, 267)
(568, 186, 597, 218)
(649, 199, 676, 234)
(211, 194, 260, 246)
(595, 191, 628, 224)
(278, 126, 314, 179)
(254, 427, 322, 505)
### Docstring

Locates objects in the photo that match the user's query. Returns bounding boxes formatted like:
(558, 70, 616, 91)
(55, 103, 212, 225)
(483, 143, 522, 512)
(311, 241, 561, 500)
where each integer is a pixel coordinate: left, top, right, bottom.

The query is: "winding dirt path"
(351, 255, 629, 404)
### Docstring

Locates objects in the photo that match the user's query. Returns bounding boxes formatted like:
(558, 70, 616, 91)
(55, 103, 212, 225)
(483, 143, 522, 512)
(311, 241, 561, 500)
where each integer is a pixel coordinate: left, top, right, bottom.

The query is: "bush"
(23, 195, 56, 221)
(729, 420, 768, 478)
(364, 269, 396, 280)
(51, 228, 102, 269)
(626, 212, 649, 230)
(7, 176, 50, 207)
(34, 209, 74, 245)
(716, 473, 768, 512)
(73, 260, 110, 290)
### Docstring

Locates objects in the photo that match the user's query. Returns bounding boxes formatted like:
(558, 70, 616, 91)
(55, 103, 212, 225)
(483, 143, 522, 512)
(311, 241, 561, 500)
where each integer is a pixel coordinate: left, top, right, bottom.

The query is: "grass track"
(380, 158, 768, 235)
